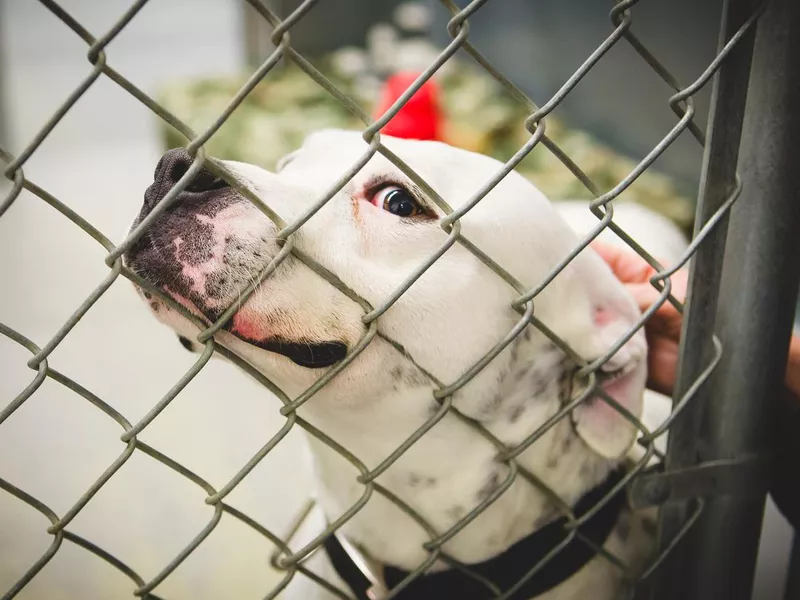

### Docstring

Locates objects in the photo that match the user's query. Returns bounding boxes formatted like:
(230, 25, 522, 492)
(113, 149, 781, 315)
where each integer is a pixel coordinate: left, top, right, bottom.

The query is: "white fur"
(555, 200, 687, 266)
(125, 130, 686, 599)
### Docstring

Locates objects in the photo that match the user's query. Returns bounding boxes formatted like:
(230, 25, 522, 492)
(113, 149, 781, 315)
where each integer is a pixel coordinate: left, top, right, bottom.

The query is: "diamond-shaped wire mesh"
(0, 0, 770, 598)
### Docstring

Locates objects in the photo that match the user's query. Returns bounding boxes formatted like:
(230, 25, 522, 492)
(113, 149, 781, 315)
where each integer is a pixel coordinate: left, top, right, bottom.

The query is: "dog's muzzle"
(142, 148, 231, 219)
(124, 149, 349, 369)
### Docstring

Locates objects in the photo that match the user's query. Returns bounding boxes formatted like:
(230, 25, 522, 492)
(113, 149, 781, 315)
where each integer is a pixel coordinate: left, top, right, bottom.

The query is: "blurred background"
(0, 0, 793, 598)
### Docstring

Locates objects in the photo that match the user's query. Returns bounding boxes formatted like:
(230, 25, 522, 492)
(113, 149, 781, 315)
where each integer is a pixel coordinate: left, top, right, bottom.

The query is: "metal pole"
(651, 0, 760, 597)
(787, 535, 800, 600)
(675, 0, 800, 598)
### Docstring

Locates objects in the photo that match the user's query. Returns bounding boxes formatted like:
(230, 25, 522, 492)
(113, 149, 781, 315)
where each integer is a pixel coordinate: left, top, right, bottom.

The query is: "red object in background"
(373, 72, 442, 141)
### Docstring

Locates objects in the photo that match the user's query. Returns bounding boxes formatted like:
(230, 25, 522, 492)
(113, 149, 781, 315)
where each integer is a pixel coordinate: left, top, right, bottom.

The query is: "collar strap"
(323, 467, 627, 600)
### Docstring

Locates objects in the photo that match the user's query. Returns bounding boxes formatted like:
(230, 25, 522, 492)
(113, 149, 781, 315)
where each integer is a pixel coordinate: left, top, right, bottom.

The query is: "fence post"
(657, 0, 800, 598)
(787, 535, 800, 600)
(650, 0, 760, 595)
(685, 0, 800, 595)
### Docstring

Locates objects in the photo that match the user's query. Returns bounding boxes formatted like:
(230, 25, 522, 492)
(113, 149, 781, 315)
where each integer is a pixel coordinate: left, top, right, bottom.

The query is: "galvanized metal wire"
(0, 0, 769, 598)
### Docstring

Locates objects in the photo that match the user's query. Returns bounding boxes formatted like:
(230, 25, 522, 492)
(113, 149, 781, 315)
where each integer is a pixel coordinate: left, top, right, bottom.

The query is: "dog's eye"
(372, 185, 424, 217)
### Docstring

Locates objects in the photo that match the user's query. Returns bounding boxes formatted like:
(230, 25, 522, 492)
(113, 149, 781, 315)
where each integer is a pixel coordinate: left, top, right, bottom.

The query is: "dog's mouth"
(221, 312, 349, 369)
(145, 288, 348, 369)
(234, 333, 348, 369)
(138, 281, 349, 369)
(178, 327, 348, 369)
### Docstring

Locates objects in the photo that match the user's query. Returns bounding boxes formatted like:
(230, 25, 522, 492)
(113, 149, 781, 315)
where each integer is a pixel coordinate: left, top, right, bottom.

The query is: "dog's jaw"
(299, 331, 616, 569)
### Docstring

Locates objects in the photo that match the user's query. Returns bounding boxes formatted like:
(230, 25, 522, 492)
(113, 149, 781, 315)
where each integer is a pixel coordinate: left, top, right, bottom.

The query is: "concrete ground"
(0, 1, 792, 599)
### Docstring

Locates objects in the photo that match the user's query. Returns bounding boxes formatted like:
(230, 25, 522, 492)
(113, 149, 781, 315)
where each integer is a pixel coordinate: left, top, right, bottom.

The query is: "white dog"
(123, 130, 683, 600)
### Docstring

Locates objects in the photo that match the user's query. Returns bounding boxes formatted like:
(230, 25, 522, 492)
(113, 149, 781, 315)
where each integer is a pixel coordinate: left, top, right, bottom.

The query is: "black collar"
(323, 467, 627, 600)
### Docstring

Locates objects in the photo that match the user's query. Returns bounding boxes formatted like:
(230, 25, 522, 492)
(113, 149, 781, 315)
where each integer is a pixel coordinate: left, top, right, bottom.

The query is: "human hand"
(592, 243, 688, 395)
(784, 335, 800, 399)
(592, 241, 800, 404)
(592, 243, 800, 531)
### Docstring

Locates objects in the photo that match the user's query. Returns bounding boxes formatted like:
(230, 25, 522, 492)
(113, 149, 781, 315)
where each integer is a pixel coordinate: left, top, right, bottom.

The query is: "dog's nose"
(142, 148, 229, 215)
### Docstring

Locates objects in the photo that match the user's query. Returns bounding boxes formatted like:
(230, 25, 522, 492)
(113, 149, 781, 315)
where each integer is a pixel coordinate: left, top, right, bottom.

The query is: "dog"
(123, 130, 683, 599)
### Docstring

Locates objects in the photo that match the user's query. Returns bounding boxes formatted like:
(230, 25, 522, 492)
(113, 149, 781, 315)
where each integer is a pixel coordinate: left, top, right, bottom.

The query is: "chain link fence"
(1, 0, 796, 599)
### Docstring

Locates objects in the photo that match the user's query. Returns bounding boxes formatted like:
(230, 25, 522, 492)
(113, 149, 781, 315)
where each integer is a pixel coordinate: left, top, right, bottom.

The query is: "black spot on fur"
(150, 302, 160, 312)
(143, 291, 152, 300)
(203, 306, 224, 325)
(509, 339, 519, 364)
(477, 468, 503, 503)
(178, 335, 195, 351)
(176, 219, 215, 265)
(390, 365, 428, 388)
(546, 433, 574, 470)
(403, 368, 429, 388)
(221, 237, 253, 270)
(408, 473, 438, 488)
(407, 473, 438, 488)
(508, 404, 525, 424)
(205, 271, 230, 299)
(446, 505, 467, 520)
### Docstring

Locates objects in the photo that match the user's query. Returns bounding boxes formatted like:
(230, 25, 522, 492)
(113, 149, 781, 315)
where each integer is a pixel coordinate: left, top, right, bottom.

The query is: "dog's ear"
(546, 251, 649, 460)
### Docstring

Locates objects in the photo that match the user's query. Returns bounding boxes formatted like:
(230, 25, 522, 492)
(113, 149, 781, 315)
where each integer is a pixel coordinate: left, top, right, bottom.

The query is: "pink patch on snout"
(594, 306, 614, 327)
(230, 312, 269, 342)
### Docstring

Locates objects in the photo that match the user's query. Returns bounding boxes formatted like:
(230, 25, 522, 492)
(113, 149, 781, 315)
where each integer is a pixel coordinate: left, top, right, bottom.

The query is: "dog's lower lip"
(243, 336, 348, 369)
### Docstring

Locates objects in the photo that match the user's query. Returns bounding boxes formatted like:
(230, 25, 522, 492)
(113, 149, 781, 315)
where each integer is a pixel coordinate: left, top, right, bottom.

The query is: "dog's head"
(124, 129, 646, 463)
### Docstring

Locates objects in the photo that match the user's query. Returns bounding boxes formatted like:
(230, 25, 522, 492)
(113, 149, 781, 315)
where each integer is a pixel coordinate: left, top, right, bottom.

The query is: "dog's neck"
(296, 335, 615, 570)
